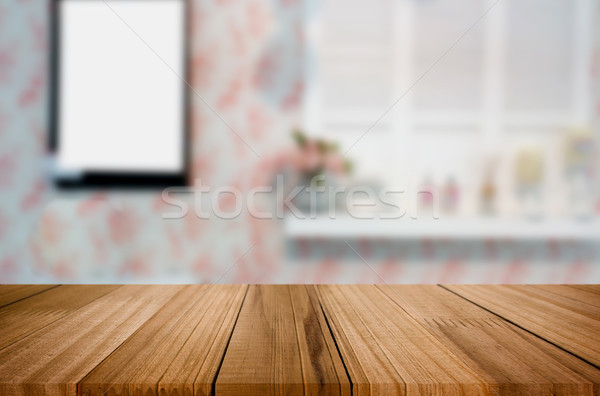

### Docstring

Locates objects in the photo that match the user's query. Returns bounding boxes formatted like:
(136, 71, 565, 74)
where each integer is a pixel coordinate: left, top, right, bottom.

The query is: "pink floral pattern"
(0, 0, 599, 283)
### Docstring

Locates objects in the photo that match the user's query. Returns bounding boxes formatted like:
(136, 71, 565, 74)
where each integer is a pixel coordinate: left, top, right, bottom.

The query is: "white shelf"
(284, 216, 600, 240)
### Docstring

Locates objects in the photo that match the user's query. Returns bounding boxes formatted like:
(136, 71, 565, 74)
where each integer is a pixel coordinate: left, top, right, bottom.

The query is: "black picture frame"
(48, 0, 190, 189)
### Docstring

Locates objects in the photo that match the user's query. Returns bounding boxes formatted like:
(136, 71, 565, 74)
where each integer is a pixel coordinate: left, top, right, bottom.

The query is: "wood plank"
(543, 285, 600, 307)
(290, 285, 350, 396)
(0, 285, 182, 396)
(0, 284, 597, 394)
(316, 284, 487, 395)
(568, 285, 600, 296)
(508, 285, 600, 318)
(79, 285, 247, 396)
(158, 284, 247, 396)
(445, 285, 600, 368)
(378, 285, 600, 395)
(0, 285, 120, 350)
(216, 285, 350, 396)
(0, 285, 58, 308)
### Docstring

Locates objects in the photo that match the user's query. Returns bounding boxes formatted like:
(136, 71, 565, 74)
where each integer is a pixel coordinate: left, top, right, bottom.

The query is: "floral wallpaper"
(0, 0, 599, 283)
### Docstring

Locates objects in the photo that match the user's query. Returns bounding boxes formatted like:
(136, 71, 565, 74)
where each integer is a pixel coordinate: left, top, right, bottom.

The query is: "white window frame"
(303, 0, 595, 189)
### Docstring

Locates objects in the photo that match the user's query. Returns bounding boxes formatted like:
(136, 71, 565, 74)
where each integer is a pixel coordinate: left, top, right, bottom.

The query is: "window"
(304, 0, 595, 216)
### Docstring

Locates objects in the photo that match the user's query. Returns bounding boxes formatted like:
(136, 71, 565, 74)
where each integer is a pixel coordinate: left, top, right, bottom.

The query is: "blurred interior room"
(1, 0, 599, 283)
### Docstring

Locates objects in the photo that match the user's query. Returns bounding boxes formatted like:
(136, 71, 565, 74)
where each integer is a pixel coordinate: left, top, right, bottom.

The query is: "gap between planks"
(209, 284, 249, 396)
(0, 285, 123, 352)
(0, 285, 185, 395)
(0, 285, 599, 396)
(78, 285, 248, 396)
(215, 285, 351, 396)
(441, 284, 600, 371)
(318, 285, 600, 395)
(444, 284, 600, 370)
(0, 285, 60, 309)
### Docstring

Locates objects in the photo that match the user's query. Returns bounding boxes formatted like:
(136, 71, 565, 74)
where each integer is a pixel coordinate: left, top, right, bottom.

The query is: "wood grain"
(0, 285, 120, 350)
(568, 285, 600, 296)
(446, 284, 600, 368)
(317, 284, 487, 395)
(537, 285, 600, 306)
(379, 285, 600, 395)
(79, 285, 247, 396)
(216, 285, 350, 396)
(0, 284, 598, 395)
(0, 285, 183, 396)
(158, 284, 247, 396)
(508, 285, 600, 318)
(0, 285, 57, 308)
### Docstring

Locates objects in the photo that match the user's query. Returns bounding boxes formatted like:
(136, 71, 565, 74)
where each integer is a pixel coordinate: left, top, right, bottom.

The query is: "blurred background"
(0, 0, 599, 283)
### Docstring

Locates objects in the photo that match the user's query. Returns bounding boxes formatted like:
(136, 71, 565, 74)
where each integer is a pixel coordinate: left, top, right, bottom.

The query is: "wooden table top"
(0, 285, 598, 395)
